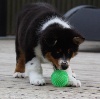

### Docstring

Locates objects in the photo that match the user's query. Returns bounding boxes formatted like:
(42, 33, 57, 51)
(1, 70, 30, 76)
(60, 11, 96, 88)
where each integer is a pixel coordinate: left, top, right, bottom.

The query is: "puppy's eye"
(57, 49, 62, 54)
(56, 51, 61, 56)
(51, 51, 62, 59)
(57, 51, 60, 54)
(56, 52, 62, 58)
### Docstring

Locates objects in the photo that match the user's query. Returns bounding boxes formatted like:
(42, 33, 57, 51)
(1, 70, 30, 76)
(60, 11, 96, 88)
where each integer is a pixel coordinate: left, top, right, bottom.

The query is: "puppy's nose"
(61, 63, 68, 70)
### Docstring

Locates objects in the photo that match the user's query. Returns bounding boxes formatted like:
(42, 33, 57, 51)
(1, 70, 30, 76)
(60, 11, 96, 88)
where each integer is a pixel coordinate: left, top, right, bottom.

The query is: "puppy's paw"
(68, 76, 81, 87)
(29, 73, 46, 86)
(13, 72, 25, 78)
(30, 78, 46, 86)
(76, 80, 81, 87)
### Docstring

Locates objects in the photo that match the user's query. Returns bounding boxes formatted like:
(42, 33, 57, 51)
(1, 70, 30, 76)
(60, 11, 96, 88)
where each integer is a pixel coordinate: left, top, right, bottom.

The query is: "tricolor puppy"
(13, 3, 85, 87)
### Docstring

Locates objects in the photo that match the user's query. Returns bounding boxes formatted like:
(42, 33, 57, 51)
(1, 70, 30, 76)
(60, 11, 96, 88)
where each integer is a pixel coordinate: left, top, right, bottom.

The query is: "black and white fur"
(13, 3, 84, 87)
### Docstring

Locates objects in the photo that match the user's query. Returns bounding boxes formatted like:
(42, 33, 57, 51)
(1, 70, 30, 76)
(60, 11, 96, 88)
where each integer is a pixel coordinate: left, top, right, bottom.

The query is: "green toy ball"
(51, 70, 69, 87)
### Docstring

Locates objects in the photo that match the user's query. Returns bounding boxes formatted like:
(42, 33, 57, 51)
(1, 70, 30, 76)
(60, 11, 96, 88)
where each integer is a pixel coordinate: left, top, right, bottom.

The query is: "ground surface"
(0, 40, 100, 99)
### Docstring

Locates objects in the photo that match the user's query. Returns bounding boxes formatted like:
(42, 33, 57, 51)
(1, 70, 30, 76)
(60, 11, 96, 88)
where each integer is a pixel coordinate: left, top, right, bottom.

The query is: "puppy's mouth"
(45, 52, 69, 70)
(53, 63, 69, 70)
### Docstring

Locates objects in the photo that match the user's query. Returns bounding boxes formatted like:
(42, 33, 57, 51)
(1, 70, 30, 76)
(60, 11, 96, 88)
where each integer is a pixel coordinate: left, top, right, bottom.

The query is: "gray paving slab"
(0, 40, 100, 99)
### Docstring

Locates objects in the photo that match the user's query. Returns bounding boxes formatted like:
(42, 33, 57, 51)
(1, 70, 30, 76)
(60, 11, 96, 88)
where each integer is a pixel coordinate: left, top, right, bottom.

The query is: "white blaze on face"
(58, 58, 70, 66)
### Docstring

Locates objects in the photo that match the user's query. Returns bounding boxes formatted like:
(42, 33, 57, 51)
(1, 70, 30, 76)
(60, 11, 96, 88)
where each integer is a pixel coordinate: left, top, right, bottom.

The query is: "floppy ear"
(73, 37, 85, 45)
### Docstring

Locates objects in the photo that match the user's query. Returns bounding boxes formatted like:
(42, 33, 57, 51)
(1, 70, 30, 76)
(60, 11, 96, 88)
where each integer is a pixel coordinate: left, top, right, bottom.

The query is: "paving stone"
(0, 40, 100, 99)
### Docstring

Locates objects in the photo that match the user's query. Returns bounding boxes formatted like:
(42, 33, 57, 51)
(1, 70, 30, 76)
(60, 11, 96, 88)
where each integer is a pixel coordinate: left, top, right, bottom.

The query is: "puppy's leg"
(66, 67, 81, 87)
(25, 57, 45, 86)
(13, 48, 25, 78)
(13, 37, 26, 78)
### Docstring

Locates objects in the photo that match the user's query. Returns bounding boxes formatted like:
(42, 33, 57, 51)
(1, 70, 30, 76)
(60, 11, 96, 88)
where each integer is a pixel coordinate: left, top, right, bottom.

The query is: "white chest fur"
(34, 44, 50, 63)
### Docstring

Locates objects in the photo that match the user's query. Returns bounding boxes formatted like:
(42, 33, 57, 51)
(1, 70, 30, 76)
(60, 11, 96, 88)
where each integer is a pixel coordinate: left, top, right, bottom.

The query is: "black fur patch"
(15, 3, 85, 65)
(40, 26, 83, 59)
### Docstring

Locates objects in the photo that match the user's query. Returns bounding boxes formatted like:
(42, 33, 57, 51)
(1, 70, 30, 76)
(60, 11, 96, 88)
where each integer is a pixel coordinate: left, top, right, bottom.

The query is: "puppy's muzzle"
(61, 62, 69, 70)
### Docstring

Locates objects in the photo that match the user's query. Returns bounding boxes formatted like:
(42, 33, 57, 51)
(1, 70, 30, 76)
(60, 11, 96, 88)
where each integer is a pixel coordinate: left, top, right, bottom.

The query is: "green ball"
(51, 70, 69, 87)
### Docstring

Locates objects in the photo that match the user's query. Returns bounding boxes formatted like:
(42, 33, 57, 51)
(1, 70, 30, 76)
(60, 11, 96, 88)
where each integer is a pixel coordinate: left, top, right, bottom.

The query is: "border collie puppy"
(13, 3, 85, 87)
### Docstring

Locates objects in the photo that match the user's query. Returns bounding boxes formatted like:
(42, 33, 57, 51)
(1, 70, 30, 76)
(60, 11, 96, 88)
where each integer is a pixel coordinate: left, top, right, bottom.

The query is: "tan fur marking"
(45, 52, 59, 67)
(72, 52, 77, 58)
(15, 49, 25, 73)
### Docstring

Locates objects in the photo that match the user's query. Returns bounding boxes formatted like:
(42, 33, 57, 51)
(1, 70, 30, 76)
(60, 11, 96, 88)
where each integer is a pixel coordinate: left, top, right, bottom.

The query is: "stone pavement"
(0, 40, 100, 99)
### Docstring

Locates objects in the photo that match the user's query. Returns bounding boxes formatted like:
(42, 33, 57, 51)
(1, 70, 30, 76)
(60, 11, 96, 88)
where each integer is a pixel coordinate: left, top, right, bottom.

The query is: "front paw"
(13, 72, 25, 78)
(68, 76, 81, 87)
(29, 73, 46, 86)
(76, 80, 81, 87)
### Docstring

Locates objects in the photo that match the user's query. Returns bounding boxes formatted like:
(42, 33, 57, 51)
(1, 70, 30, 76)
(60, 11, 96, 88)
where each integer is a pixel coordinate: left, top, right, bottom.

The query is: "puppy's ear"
(73, 37, 85, 45)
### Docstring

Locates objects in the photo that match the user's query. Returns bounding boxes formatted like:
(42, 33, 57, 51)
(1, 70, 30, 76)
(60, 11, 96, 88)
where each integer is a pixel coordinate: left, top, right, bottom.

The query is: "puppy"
(13, 3, 85, 87)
